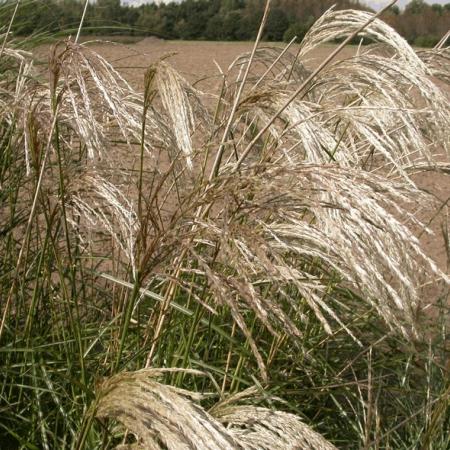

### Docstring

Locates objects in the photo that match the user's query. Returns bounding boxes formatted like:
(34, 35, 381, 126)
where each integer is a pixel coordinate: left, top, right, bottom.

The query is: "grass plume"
(94, 369, 337, 450)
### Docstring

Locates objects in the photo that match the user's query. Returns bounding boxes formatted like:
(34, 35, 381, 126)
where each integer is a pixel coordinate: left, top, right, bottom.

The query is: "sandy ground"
(78, 38, 358, 91)
(36, 38, 450, 285)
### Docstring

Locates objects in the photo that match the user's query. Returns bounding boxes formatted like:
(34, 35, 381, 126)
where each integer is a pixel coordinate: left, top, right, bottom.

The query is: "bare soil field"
(77, 38, 358, 90)
(36, 38, 449, 278)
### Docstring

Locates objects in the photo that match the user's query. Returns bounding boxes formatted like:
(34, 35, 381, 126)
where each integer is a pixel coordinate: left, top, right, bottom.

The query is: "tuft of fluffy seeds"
(95, 369, 337, 450)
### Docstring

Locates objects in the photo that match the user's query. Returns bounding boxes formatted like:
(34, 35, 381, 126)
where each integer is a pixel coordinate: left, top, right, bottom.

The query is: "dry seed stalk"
(95, 369, 338, 450)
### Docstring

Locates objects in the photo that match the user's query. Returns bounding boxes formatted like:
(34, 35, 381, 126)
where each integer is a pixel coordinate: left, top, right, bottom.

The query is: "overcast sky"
(367, 0, 448, 9)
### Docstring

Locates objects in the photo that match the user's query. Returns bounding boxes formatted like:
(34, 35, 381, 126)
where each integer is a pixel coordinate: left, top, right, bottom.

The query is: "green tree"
(223, 10, 244, 40)
(283, 16, 314, 42)
(10, 0, 62, 34)
(431, 3, 443, 14)
(405, 0, 427, 14)
(265, 8, 289, 41)
(136, 5, 161, 35)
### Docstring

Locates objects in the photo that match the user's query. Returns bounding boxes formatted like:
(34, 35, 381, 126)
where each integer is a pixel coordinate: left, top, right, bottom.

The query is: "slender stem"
(221, 322, 237, 394)
(115, 276, 141, 372)
(75, 0, 90, 44)
(208, 0, 272, 181)
(252, 35, 298, 91)
(145, 269, 181, 367)
(75, 401, 98, 450)
(138, 116, 146, 223)
(0, 105, 60, 340)
(54, 120, 73, 265)
(24, 226, 50, 338)
(175, 301, 204, 387)
(0, 0, 21, 60)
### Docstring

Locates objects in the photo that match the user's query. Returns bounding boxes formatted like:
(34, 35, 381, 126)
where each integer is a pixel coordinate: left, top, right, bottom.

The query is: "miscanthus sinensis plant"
(1, 1, 449, 448)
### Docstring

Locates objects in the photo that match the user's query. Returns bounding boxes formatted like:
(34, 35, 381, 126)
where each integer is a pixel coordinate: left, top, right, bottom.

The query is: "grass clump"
(1, 2, 449, 449)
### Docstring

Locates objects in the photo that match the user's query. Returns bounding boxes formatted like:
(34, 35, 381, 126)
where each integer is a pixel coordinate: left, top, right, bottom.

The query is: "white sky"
(367, 0, 448, 9)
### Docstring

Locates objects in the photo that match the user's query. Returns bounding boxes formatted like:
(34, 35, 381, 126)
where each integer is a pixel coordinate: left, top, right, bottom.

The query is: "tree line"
(4, 0, 450, 47)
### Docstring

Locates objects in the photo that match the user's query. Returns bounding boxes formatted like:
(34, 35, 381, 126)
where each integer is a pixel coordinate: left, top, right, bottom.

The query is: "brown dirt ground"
(79, 39, 358, 91)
